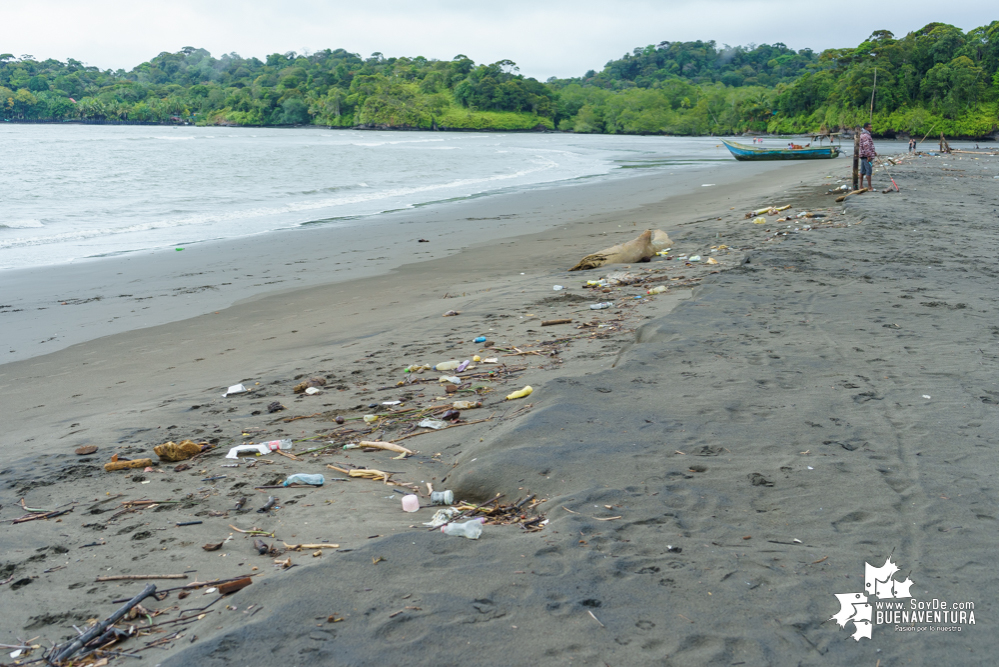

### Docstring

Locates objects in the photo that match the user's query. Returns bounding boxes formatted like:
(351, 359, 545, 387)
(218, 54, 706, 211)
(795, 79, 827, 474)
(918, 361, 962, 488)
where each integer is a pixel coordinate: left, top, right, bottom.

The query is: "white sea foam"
(0, 219, 44, 229)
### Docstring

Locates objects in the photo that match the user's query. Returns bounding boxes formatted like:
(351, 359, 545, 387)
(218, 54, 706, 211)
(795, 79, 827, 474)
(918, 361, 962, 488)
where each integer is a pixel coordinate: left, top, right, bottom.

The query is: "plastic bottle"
(435, 360, 460, 371)
(401, 494, 420, 512)
(456, 359, 471, 372)
(473, 336, 487, 343)
(283, 473, 324, 486)
(647, 285, 667, 295)
(590, 302, 613, 310)
(262, 439, 292, 451)
(441, 519, 484, 539)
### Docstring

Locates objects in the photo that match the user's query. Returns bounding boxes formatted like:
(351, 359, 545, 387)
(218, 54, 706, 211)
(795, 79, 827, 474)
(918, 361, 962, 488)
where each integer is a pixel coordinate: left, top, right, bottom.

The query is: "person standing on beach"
(859, 122, 876, 190)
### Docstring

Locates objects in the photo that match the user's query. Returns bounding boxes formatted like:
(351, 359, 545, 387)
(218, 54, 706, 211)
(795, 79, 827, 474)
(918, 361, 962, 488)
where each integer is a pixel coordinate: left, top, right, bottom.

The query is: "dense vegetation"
(2, 21, 997, 137)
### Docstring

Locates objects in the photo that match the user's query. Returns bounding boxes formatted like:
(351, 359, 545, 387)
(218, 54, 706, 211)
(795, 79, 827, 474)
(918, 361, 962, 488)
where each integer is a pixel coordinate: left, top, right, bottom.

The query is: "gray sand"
(2, 152, 997, 666)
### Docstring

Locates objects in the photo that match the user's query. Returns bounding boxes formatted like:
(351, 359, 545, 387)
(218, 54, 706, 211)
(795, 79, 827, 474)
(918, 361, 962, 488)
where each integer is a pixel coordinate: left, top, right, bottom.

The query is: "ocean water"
(0, 125, 731, 271)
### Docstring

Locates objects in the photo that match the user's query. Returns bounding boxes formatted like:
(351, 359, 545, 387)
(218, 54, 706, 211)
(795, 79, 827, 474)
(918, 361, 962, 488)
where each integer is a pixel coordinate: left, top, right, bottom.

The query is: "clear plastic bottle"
(283, 473, 324, 486)
(441, 519, 484, 539)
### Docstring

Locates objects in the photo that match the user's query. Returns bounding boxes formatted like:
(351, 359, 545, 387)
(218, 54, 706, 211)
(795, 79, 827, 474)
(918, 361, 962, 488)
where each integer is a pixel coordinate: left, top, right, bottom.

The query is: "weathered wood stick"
(12, 507, 74, 524)
(541, 319, 573, 326)
(53, 583, 158, 663)
(355, 440, 414, 456)
(104, 458, 153, 472)
(95, 574, 188, 582)
(283, 543, 340, 550)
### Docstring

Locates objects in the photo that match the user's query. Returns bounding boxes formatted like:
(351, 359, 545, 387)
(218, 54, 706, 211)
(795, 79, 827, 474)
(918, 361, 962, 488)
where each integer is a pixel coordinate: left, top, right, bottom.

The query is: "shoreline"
(1, 156, 801, 364)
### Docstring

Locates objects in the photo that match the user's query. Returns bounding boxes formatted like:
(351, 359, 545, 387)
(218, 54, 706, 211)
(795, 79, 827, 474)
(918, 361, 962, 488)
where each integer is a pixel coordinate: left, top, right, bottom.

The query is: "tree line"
(1, 21, 997, 137)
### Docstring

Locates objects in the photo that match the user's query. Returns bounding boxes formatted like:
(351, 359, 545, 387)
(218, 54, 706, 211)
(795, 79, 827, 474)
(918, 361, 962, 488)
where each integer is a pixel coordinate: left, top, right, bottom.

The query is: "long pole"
(852, 129, 860, 190)
(869, 68, 877, 123)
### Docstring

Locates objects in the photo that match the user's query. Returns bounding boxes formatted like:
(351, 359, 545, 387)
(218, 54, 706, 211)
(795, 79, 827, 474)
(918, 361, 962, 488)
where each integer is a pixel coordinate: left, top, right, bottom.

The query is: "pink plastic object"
(401, 494, 420, 512)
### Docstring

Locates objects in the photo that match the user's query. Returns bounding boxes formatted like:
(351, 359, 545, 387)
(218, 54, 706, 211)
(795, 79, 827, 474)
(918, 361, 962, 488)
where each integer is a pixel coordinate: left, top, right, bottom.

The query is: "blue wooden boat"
(721, 139, 840, 161)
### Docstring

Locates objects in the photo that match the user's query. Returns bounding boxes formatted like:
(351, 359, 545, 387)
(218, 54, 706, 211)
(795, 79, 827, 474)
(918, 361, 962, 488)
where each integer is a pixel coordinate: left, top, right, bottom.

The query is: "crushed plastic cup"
(441, 518, 485, 539)
(438, 375, 461, 384)
(304, 387, 321, 395)
(222, 384, 248, 397)
(418, 418, 448, 430)
(590, 302, 613, 310)
(401, 494, 420, 512)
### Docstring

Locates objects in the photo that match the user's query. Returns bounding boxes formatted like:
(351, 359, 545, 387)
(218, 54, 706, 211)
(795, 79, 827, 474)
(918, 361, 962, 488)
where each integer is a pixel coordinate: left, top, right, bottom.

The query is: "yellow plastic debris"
(506, 386, 533, 400)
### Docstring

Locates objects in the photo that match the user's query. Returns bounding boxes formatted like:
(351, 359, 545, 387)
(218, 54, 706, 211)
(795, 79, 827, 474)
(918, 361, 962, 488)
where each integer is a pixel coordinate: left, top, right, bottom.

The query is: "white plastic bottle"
(441, 519, 484, 539)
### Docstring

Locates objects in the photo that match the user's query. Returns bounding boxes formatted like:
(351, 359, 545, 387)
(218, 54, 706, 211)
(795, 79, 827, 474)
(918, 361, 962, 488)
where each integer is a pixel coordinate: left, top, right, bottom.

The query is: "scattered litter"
(552, 285, 565, 291)
(423, 507, 461, 527)
(922, 395, 931, 399)
(590, 302, 613, 310)
(506, 386, 533, 400)
(283, 474, 325, 486)
(452, 400, 481, 409)
(706, 257, 718, 265)
(401, 495, 420, 512)
(304, 387, 321, 395)
(456, 359, 471, 372)
(382, 400, 402, 406)
(418, 418, 448, 430)
(225, 439, 292, 459)
(688, 255, 701, 262)
(222, 384, 248, 397)
(473, 336, 487, 342)
(257, 497, 277, 513)
(753, 217, 767, 224)
(293, 377, 326, 393)
(363, 414, 379, 423)
(442, 310, 460, 317)
(344, 440, 414, 457)
(441, 518, 485, 539)
(647, 285, 667, 295)
(438, 375, 461, 384)
(154, 440, 207, 462)
(434, 360, 460, 371)
(431, 490, 454, 505)
(104, 456, 153, 472)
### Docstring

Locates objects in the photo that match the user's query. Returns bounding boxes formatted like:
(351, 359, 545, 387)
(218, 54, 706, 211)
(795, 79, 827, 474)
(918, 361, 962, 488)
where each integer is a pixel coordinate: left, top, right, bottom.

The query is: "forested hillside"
(2, 20, 997, 137)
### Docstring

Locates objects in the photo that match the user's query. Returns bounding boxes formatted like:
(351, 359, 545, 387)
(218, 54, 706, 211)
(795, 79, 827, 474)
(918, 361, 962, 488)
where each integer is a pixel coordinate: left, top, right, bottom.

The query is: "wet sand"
(3, 151, 997, 666)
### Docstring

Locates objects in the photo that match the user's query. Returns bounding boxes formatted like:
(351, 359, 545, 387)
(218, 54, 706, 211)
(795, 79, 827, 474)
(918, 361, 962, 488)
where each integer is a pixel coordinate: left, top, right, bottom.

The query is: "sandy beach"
(3, 147, 998, 666)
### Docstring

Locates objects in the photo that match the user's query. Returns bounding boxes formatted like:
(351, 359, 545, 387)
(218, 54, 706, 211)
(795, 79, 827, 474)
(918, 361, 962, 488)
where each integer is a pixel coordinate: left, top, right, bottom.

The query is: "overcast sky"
(2, 1, 995, 79)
